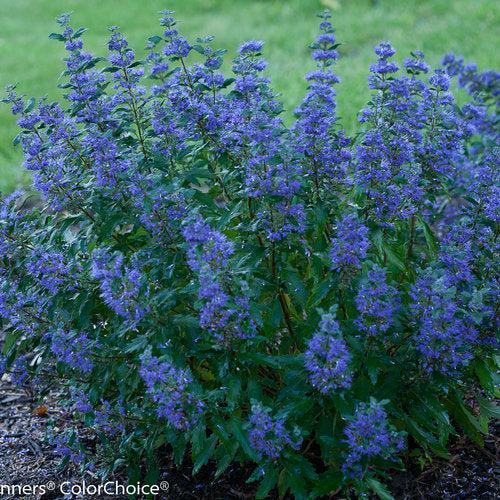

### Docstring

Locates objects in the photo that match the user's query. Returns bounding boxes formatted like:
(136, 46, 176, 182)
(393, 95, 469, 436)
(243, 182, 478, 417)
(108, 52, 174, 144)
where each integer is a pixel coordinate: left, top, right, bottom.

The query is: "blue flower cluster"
(329, 212, 370, 272)
(0, 275, 44, 337)
(48, 328, 94, 373)
(183, 217, 256, 343)
(356, 42, 467, 223)
(26, 249, 77, 295)
(410, 271, 479, 375)
(248, 401, 302, 461)
(343, 400, 404, 478)
(53, 433, 85, 465)
(304, 309, 352, 393)
(0, 190, 27, 255)
(139, 352, 203, 430)
(91, 249, 146, 325)
(293, 11, 351, 191)
(355, 265, 399, 336)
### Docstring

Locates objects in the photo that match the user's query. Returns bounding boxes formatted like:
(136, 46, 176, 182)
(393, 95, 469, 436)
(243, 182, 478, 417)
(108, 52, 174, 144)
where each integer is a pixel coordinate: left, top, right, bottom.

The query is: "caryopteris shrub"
(1, 9, 498, 498)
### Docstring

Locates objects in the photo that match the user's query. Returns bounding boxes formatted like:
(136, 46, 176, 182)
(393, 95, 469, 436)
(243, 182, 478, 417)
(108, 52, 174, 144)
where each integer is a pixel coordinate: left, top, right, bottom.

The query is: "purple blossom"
(404, 51, 430, 74)
(53, 434, 85, 465)
(0, 277, 43, 336)
(199, 283, 257, 343)
(94, 400, 124, 434)
(305, 310, 352, 393)
(11, 356, 29, 386)
(183, 218, 256, 342)
(248, 401, 302, 460)
(82, 132, 130, 188)
(374, 41, 396, 59)
(343, 400, 404, 477)
(370, 41, 399, 78)
(91, 249, 146, 325)
(131, 182, 186, 240)
(0, 355, 6, 378)
(293, 14, 350, 188)
(258, 201, 306, 242)
(0, 190, 26, 255)
(239, 40, 264, 55)
(330, 213, 369, 272)
(355, 265, 399, 335)
(49, 329, 94, 373)
(139, 352, 203, 430)
(182, 218, 234, 272)
(410, 271, 479, 374)
(429, 69, 451, 91)
(26, 250, 76, 295)
(71, 388, 93, 413)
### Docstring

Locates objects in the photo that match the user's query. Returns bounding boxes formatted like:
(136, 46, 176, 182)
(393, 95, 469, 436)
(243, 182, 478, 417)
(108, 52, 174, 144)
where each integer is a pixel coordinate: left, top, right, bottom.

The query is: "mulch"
(0, 373, 497, 499)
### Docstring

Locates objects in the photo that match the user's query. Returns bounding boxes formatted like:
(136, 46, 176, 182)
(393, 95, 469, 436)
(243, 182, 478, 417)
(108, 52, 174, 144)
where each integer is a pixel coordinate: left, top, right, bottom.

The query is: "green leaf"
(192, 434, 217, 475)
(227, 418, 256, 459)
(49, 33, 66, 41)
(147, 35, 162, 45)
(365, 354, 381, 384)
(2, 330, 21, 356)
(214, 442, 238, 478)
(404, 416, 450, 458)
(124, 336, 147, 353)
(171, 434, 187, 466)
(311, 469, 342, 496)
(476, 394, 500, 420)
(446, 390, 486, 445)
(255, 468, 278, 499)
(473, 358, 499, 396)
(144, 457, 159, 485)
(417, 216, 438, 256)
(286, 471, 308, 499)
(284, 268, 308, 307)
(307, 279, 330, 309)
(367, 478, 395, 500)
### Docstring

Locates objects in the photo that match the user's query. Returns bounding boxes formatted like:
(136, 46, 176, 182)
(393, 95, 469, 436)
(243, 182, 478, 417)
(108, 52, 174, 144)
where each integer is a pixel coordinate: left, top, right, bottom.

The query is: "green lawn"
(0, 0, 498, 193)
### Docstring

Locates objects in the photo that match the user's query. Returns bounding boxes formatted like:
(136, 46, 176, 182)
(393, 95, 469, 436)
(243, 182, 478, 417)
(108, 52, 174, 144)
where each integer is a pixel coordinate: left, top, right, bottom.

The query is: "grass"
(0, 0, 498, 193)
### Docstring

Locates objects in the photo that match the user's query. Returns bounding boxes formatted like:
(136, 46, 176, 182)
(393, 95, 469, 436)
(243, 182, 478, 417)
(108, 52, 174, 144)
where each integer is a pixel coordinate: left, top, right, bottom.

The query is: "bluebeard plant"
(343, 400, 404, 478)
(91, 249, 147, 325)
(139, 352, 203, 431)
(329, 212, 369, 272)
(49, 328, 94, 373)
(248, 401, 302, 461)
(355, 265, 399, 336)
(304, 309, 352, 393)
(0, 10, 497, 498)
(293, 11, 351, 194)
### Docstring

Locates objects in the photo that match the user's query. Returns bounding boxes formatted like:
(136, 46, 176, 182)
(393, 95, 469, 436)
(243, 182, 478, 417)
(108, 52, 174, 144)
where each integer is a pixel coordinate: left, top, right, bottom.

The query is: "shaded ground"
(390, 428, 498, 499)
(0, 374, 497, 499)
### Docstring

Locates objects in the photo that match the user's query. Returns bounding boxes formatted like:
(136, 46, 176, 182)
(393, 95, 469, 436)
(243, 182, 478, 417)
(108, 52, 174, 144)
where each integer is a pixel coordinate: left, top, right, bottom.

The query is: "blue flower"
(305, 309, 352, 393)
(248, 401, 302, 460)
(49, 329, 94, 373)
(330, 213, 370, 272)
(91, 249, 146, 325)
(411, 270, 479, 374)
(293, 13, 350, 189)
(139, 352, 203, 430)
(343, 400, 404, 477)
(355, 265, 399, 336)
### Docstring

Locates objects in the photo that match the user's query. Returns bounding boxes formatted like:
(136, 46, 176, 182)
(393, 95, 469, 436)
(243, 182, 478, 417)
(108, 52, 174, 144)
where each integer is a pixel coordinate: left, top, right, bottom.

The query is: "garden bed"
(1, 376, 497, 499)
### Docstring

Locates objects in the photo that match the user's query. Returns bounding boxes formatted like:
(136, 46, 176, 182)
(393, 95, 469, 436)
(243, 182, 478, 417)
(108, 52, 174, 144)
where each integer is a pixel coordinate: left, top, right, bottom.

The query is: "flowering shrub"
(1, 9, 498, 498)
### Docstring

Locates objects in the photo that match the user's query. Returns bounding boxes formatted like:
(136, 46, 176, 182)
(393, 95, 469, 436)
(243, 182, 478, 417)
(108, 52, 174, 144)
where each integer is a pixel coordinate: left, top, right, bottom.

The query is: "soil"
(0, 374, 497, 499)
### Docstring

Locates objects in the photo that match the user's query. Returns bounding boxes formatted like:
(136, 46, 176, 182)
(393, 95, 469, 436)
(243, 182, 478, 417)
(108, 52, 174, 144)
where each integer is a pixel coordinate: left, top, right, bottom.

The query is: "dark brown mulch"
(390, 426, 499, 500)
(0, 373, 498, 499)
